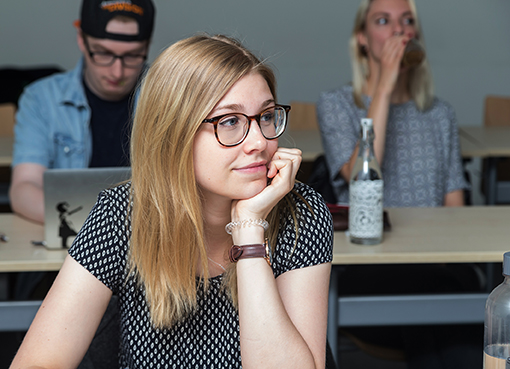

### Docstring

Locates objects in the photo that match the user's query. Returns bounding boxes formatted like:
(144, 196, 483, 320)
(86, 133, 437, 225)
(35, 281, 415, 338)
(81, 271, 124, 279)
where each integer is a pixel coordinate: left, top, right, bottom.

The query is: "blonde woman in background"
(317, 0, 468, 207)
(316, 1, 482, 369)
(11, 34, 333, 369)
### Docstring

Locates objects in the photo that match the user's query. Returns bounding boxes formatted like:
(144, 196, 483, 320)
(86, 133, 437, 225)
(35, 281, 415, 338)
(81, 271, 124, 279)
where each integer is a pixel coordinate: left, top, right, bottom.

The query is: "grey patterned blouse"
(317, 85, 468, 207)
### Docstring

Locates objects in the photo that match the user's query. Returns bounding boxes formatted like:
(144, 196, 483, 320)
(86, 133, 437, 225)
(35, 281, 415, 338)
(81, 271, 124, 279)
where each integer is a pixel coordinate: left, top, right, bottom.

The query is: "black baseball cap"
(79, 0, 155, 42)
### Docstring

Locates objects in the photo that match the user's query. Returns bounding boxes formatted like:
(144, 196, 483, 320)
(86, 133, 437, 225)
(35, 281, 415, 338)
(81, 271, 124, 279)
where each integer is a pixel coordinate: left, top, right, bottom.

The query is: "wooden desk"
(0, 214, 66, 331)
(460, 127, 510, 157)
(460, 126, 510, 204)
(0, 137, 13, 166)
(0, 214, 66, 272)
(2, 208, 509, 360)
(328, 206, 510, 362)
(333, 206, 509, 264)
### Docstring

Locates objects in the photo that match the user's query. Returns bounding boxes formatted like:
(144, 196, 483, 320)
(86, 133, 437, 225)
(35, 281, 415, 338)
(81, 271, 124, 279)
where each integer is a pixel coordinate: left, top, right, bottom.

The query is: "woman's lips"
(234, 162, 267, 174)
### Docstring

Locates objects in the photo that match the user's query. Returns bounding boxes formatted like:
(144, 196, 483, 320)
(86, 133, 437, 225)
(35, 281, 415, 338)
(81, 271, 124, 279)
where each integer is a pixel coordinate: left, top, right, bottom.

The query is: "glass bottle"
(401, 38, 425, 68)
(484, 252, 510, 369)
(349, 118, 383, 245)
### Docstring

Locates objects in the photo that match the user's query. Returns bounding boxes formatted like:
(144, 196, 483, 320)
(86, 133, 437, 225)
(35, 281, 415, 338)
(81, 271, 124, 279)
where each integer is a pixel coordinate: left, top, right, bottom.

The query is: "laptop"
(43, 167, 131, 249)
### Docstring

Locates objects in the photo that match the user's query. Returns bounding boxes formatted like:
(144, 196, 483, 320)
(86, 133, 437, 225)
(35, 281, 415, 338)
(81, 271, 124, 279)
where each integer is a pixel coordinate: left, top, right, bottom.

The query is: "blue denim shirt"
(12, 58, 92, 169)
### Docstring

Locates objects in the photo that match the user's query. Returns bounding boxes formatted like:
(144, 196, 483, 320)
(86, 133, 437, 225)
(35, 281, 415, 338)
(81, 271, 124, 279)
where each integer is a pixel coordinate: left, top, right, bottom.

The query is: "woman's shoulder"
(77, 182, 132, 234)
(319, 84, 353, 102)
(317, 84, 360, 120)
(421, 96, 457, 124)
(424, 96, 455, 114)
(68, 182, 131, 291)
(272, 182, 333, 273)
(291, 181, 325, 203)
(290, 182, 333, 226)
(93, 181, 131, 208)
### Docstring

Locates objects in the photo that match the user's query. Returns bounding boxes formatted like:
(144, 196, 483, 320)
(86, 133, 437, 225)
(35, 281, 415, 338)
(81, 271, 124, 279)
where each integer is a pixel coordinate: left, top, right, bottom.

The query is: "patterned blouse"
(317, 85, 468, 207)
(69, 182, 333, 368)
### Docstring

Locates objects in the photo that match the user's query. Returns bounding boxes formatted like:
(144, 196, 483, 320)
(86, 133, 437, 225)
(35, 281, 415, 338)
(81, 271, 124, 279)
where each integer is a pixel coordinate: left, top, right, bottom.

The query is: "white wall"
(1, 0, 509, 203)
(2, 0, 509, 126)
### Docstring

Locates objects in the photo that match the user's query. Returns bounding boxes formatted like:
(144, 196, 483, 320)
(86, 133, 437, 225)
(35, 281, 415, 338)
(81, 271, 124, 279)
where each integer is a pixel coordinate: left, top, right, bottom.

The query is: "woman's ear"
(356, 31, 368, 53)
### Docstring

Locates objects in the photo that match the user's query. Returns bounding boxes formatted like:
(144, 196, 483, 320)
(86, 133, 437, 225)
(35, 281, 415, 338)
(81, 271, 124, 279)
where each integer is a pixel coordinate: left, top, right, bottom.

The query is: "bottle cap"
(504, 252, 510, 276)
(361, 118, 373, 129)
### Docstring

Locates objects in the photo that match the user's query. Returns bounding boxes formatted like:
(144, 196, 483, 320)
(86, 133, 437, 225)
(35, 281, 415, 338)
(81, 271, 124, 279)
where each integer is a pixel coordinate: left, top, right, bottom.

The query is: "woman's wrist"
(225, 219, 269, 235)
(373, 81, 394, 101)
(229, 222, 266, 246)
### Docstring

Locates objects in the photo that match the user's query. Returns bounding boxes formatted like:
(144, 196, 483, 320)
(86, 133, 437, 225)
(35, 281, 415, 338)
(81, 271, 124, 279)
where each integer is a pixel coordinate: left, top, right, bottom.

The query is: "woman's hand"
(231, 147, 302, 221)
(377, 34, 409, 94)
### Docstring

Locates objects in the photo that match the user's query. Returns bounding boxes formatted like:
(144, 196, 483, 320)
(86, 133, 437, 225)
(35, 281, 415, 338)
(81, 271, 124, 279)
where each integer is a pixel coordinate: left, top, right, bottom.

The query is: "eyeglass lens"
(91, 53, 145, 67)
(83, 37, 145, 67)
(216, 106, 286, 146)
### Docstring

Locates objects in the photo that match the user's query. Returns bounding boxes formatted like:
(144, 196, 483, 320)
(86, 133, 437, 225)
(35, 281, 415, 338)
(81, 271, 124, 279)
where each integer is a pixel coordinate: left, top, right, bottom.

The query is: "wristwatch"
(229, 238, 272, 266)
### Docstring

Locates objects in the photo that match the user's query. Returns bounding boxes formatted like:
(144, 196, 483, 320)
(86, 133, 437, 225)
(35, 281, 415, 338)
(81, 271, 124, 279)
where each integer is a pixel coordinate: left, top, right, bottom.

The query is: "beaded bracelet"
(225, 219, 269, 235)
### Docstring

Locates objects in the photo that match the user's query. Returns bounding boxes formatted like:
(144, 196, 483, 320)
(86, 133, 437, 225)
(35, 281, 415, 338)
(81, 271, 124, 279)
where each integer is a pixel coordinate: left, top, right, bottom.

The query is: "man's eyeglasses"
(202, 105, 291, 147)
(82, 37, 147, 68)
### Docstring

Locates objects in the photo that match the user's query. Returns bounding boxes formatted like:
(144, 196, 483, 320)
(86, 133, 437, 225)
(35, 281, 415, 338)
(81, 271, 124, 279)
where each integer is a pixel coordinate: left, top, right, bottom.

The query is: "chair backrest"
(482, 95, 510, 189)
(484, 95, 510, 127)
(288, 101, 318, 130)
(306, 154, 338, 204)
(0, 103, 16, 137)
(0, 66, 63, 107)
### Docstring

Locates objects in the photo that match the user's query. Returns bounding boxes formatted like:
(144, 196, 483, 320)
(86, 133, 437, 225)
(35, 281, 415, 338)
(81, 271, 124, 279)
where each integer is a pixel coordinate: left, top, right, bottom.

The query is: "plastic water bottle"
(484, 252, 510, 368)
(349, 118, 383, 245)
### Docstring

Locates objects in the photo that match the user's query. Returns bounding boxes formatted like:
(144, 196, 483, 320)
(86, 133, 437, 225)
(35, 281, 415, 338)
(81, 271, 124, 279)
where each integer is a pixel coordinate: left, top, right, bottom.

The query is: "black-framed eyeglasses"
(202, 104, 291, 147)
(82, 36, 147, 68)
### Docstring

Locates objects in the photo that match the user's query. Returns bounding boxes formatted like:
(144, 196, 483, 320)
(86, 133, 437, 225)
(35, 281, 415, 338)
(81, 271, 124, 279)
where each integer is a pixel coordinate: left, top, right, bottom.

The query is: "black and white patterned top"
(316, 85, 468, 207)
(69, 182, 333, 368)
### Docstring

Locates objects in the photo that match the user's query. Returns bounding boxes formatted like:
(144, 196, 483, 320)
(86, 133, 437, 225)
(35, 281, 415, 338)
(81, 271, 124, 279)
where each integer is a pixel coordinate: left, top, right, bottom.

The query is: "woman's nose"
(393, 22, 405, 36)
(242, 119, 267, 152)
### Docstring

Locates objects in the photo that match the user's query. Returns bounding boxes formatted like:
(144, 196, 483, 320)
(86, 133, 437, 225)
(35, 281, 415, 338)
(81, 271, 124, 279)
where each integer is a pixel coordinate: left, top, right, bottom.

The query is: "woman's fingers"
(268, 148, 302, 180)
(381, 37, 405, 68)
(379, 35, 408, 88)
(232, 147, 302, 220)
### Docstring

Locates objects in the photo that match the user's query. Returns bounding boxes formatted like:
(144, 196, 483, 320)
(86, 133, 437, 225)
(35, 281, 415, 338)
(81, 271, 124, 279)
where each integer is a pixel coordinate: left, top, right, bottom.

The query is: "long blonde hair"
(129, 34, 289, 328)
(350, 0, 434, 111)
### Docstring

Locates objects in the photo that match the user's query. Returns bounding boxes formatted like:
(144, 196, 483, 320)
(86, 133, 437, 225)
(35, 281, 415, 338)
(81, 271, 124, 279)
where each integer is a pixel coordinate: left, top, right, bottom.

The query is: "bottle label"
(349, 180, 383, 238)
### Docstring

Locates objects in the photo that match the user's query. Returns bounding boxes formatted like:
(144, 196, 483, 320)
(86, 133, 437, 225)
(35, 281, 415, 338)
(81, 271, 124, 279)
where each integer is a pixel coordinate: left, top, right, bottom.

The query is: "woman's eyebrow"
(369, 11, 390, 18)
(369, 10, 413, 18)
(212, 103, 244, 114)
(261, 99, 276, 108)
(211, 99, 275, 115)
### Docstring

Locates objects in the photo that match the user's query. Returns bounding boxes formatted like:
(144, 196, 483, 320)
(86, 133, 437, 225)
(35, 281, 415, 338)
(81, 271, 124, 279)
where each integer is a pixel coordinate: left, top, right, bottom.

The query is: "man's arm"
(9, 163, 47, 224)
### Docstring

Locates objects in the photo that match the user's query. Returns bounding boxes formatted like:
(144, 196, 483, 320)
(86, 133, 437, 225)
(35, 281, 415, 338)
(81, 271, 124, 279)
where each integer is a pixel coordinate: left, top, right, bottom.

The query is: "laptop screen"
(43, 167, 131, 249)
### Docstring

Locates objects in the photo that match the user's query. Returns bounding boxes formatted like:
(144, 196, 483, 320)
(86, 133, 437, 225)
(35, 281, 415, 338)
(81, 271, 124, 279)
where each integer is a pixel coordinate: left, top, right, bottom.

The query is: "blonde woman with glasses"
(10, 34, 333, 369)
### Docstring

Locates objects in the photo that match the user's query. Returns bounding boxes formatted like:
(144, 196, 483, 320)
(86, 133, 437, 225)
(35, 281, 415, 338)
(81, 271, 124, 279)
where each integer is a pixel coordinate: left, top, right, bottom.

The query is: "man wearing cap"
(8, 1, 155, 368)
(9, 0, 155, 224)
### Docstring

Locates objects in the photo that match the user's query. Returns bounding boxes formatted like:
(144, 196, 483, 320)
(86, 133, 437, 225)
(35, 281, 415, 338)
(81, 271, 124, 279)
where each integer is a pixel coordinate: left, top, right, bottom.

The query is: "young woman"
(317, 0, 468, 207)
(10, 35, 333, 369)
(316, 1, 481, 368)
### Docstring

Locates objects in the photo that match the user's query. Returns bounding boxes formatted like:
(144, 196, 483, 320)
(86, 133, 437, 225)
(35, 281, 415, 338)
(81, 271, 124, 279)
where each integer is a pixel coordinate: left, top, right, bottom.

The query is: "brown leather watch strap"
(229, 243, 266, 263)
